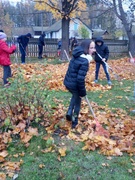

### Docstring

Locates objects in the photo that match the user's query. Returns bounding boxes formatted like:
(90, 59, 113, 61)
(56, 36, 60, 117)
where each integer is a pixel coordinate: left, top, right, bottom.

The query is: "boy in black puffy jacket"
(17, 33, 32, 64)
(94, 36, 112, 85)
(38, 33, 46, 59)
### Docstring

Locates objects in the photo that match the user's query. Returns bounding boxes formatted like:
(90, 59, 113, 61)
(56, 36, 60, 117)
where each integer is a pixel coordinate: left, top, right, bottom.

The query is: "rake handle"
(85, 96, 96, 119)
(96, 52, 112, 70)
(64, 49, 70, 61)
(129, 51, 133, 59)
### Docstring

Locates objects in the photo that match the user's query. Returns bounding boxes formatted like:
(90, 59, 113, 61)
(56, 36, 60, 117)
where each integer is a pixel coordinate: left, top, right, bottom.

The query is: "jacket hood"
(72, 46, 84, 58)
(26, 33, 32, 38)
(95, 36, 104, 45)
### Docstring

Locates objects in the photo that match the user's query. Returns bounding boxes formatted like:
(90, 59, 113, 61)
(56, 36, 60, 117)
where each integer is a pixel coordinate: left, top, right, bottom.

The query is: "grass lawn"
(0, 57, 135, 180)
(7, 134, 135, 180)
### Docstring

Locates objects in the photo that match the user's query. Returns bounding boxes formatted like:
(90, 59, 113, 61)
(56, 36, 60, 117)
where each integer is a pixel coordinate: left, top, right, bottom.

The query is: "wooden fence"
(103, 39, 128, 58)
(9, 38, 128, 58)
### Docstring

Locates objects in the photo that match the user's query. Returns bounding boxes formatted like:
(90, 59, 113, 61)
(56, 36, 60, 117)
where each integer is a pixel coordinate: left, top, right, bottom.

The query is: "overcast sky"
(9, 0, 21, 4)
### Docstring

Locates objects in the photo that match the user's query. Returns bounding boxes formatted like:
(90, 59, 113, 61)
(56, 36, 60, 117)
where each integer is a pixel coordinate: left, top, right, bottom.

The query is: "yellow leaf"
(28, 127, 38, 136)
(0, 172, 6, 180)
(39, 164, 45, 169)
(114, 148, 123, 156)
(0, 156, 5, 163)
(57, 155, 61, 161)
(58, 147, 67, 157)
(128, 169, 132, 173)
(0, 150, 8, 157)
(13, 154, 19, 158)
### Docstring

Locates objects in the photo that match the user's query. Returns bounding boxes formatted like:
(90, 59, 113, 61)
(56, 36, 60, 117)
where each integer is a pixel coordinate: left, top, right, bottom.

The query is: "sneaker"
(108, 81, 112, 86)
(4, 83, 10, 88)
(94, 80, 98, 83)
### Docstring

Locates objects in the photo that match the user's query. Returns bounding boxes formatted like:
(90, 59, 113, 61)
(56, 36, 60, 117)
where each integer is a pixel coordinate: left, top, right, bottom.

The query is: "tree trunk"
(127, 32, 135, 57)
(61, 17, 70, 61)
(112, 0, 135, 57)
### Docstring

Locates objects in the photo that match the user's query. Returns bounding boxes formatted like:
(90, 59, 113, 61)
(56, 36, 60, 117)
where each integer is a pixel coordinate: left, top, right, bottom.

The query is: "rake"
(128, 51, 135, 98)
(11, 38, 19, 63)
(85, 96, 110, 138)
(20, 43, 31, 62)
(64, 49, 70, 61)
(129, 51, 135, 63)
(96, 52, 121, 81)
(13, 52, 19, 64)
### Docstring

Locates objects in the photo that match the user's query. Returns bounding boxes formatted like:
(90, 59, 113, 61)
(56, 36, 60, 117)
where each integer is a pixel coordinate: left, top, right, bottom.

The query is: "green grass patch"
(6, 135, 135, 180)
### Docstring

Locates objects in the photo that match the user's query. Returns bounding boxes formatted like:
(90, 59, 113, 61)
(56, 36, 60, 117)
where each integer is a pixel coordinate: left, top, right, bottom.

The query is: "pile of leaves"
(0, 57, 134, 91)
(0, 57, 135, 179)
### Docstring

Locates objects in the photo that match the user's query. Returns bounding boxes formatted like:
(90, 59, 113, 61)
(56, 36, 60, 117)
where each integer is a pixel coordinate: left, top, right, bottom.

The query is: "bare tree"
(101, 0, 135, 56)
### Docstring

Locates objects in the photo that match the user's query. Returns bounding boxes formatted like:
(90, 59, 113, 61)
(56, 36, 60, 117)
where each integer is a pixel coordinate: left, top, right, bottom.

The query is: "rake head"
(94, 118, 110, 138)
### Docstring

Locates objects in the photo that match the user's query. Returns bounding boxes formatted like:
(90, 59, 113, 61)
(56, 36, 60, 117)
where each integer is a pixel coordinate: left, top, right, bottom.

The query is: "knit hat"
(0, 32, 7, 39)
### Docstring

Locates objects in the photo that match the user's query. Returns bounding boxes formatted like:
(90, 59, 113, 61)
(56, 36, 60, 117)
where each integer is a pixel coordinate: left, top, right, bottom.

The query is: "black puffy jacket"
(64, 46, 89, 97)
(38, 34, 45, 46)
(17, 35, 30, 48)
(95, 37, 109, 62)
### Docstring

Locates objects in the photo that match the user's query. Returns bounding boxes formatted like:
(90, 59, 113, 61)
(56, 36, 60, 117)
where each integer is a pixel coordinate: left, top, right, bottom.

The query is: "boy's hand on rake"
(102, 58, 106, 62)
(130, 58, 135, 64)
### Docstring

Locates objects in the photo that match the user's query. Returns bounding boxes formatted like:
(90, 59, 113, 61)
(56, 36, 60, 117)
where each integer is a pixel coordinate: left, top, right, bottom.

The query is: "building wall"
(44, 19, 92, 39)
(69, 19, 92, 39)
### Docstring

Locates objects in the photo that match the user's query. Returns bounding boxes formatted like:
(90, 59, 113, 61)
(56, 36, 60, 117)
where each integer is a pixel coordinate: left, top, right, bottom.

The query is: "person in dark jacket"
(71, 37, 78, 51)
(0, 32, 16, 87)
(64, 39, 96, 128)
(38, 33, 46, 59)
(17, 33, 32, 64)
(57, 39, 62, 57)
(94, 36, 112, 85)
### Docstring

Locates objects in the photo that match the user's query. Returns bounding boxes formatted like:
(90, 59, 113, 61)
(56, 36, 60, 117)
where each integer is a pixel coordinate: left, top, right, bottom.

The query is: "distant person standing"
(38, 33, 46, 59)
(71, 37, 78, 51)
(94, 36, 112, 85)
(0, 32, 16, 87)
(57, 39, 62, 57)
(17, 33, 32, 64)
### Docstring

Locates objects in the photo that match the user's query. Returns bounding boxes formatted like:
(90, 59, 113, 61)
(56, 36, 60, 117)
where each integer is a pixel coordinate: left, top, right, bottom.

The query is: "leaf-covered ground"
(0, 57, 135, 179)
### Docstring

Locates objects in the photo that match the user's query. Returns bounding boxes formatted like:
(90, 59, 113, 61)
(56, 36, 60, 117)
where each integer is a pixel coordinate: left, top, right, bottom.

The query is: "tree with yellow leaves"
(33, 0, 87, 60)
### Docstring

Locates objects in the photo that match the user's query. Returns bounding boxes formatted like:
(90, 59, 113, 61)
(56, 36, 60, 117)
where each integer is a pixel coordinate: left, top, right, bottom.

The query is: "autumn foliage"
(0, 57, 135, 178)
(34, 0, 87, 19)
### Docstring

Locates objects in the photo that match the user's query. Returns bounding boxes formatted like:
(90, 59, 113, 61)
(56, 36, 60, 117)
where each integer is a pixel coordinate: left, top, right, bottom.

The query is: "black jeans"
(38, 45, 43, 58)
(95, 61, 110, 81)
(3, 65, 11, 85)
(19, 45, 26, 63)
(68, 89, 81, 117)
